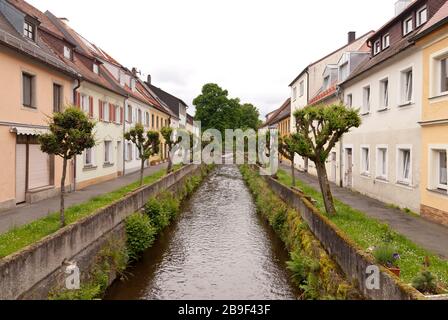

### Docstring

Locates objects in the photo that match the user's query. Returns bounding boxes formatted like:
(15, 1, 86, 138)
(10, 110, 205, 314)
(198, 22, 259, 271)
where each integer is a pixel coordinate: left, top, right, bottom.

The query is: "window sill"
(361, 173, 371, 178)
(375, 177, 389, 183)
(83, 165, 98, 172)
(426, 188, 448, 196)
(22, 105, 37, 111)
(103, 163, 114, 168)
(398, 101, 414, 108)
(361, 112, 370, 116)
(396, 181, 413, 189)
(429, 92, 448, 101)
(377, 107, 389, 113)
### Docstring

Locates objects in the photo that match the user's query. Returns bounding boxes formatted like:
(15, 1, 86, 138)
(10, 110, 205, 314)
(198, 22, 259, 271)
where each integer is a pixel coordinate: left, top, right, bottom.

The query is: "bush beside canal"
(49, 165, 213, 300)
(239, 165, 360, 300)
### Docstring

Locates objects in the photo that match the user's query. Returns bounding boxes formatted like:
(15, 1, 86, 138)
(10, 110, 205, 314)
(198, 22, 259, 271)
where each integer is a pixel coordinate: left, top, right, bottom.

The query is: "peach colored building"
(0, 0, 78, 210)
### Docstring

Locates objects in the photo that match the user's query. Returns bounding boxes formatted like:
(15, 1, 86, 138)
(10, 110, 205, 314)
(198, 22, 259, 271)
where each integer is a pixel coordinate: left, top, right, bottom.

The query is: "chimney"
(395, 0, 412, 16)
(147, 74, 152, 85)
(131, 67, 137, 76)
(348, 31, 356, 44)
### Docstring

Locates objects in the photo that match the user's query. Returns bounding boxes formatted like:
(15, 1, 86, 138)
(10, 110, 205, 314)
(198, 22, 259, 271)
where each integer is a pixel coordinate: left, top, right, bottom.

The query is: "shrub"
(287, 250, 320, 286)
(412, 270, 438, 294)
(373, 245, 400, 268)
(144, 198, 170, 232)
(125, 213, 156, 261)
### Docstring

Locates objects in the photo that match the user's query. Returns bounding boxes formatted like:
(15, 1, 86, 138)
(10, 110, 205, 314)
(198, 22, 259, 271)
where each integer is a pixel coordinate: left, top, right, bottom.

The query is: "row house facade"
(339, 0, 447, 214)
(288, 30, 373, 185)
(0, 0, 78, 210)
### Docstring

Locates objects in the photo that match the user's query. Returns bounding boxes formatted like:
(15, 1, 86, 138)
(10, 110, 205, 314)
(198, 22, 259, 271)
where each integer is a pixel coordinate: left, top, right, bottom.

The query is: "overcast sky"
(29, 0, 396, 118)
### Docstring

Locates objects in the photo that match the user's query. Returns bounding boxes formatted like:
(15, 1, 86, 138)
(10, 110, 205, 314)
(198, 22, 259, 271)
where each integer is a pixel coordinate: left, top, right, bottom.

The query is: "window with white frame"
(397, 147, 412, 185)
(145, 112, 150, 127)
(339, 62, 349, 82)
(323, 76, 330, 90)
(292, 87, 297, 100)
(127, 105, 133, 123)
(63, 46, 72, 59)
(403, 16, 413, 36)
(362, 86, 371, 114)
(374, 40, 381, 55)
(299, 81, 304, 97)
(93, 64, 99, 74)
(84, 147, 94, 166)
(361, 146, 370, 175)
(380, 78, 389, 109)
(103, 103, 110, 122)
(81, 95, 89, 113)
(138, 109, 142, 124)
(346, 94, 353, 107)
(401, 68, 413, 104)
(434, 149, 448, 190)
(104, 141, 112, 164)
(126, 142, 133, 161)
(416, 6, 428, 27)
(23, 21, 35, 41)
(439, 57, 448, 94)
(115, 106, 121, 124)
(383, 34, 390, 49)
(376, 147, 388, 180)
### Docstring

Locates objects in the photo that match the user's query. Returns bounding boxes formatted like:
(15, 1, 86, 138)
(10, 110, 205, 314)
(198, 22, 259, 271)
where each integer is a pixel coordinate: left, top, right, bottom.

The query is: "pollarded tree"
(124, 123, 160, 186)
(293, 103, 361, 215)
(39, 106, 96, 228)
(160, 126, 182, 173)
(279, 135, 300, 187)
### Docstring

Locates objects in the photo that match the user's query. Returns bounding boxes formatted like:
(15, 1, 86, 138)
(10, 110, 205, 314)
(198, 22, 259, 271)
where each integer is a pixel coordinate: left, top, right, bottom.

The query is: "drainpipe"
(72, 78, 82, 192)
(123, 97, 128, 176)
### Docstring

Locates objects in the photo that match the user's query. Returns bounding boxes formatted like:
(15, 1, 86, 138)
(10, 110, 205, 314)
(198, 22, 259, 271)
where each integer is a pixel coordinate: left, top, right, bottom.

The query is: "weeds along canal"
(104, 165, 299, 300)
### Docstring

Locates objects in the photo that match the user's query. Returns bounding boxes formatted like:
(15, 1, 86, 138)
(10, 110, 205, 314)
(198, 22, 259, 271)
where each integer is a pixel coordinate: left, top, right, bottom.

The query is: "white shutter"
(28, 145, 50, 190)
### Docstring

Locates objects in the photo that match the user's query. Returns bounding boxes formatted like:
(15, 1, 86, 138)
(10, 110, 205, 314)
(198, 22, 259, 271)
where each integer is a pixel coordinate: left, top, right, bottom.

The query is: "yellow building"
(413, 5, 448, 226)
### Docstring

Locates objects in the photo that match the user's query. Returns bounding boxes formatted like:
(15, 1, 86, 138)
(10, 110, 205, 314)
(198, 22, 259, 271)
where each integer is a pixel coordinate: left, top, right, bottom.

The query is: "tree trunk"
(60, 157, 67, 228)
(315, 160, 337, 215)
(139, 159, 145, 186)
(304, 157, 309, 173)
(290, 159, 296, 187)
(167, 148, 173, 173)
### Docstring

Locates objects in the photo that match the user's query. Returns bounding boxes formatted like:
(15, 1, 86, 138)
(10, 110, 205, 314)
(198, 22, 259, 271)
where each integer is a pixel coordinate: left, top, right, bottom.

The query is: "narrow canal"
(105, 166, 298, 300)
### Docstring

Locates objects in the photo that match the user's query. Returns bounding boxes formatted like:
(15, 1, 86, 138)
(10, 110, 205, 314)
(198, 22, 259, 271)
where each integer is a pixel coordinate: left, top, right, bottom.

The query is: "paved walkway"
(280, 164, 448, 259)
(0, 163, 168, 235)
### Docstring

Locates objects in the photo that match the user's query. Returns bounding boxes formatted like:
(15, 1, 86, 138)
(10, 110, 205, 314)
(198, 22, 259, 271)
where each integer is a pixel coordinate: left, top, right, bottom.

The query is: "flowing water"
(105, 165, 298, 300)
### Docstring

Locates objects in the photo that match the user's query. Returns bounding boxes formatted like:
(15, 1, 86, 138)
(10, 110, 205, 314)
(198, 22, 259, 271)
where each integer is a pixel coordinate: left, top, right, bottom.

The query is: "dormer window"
(323, 76, 330, 90)
(403, 16, 413, 36)
(63, 46, 72, 59)
(93, 64, 99, 74)
(416, 6, 428, 27)
(23, 21, 35, 41)
(131, 78, 136, 91)
(382, 34, 390, 49)
(373, 40, 381, 55)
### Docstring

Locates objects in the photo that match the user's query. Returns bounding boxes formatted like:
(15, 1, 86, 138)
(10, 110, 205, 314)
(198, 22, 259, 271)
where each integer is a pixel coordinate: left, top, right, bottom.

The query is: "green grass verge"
(0, 167, 172, 259)
(276, 169, 448, 286)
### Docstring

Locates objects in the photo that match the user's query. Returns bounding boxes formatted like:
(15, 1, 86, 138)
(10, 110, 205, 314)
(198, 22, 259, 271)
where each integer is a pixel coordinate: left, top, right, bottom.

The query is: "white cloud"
(28, 0, 395, 118)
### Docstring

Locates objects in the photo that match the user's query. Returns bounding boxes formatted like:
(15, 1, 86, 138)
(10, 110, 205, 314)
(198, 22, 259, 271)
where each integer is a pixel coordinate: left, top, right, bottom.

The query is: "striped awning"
(10, 126, 49, 136)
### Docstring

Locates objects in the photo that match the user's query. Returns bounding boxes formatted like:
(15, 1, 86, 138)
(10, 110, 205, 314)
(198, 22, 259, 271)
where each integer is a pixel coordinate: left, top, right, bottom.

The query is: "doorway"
(331, 152, 337, 183)
(344, 147, 353, 188)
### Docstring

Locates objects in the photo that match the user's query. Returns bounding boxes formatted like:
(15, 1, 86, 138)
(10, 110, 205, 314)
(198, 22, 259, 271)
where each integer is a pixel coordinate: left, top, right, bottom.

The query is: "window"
(374, 40, 381, 55)
(361, 147, 370, 175)
(23, 21, 35, 41)
(362, 86, 371, 114)
(417, 6, 428, 27)
(115, 106, 121, 124)
(376, 147, 388, 180)
(339, 62, 349, 82)
(137, 109, 142, 124)
(440, 58, 448, 94)
(299, 81, 304, 97)
(81, 95, 89, 113)
(93, 64, 99, 74)
(156, 116, 159, 129)
(346, 94, 353, 107)
(397, 148, 411, 184)
(22, 73, 34, 108)
(152, 114, 155, 128)
(63, 46, 72, 60)
(131, 78, 136, 91)
(127, 105, 133, 123)
(126, 143, 133, 161)
(380, 78, 389, 109)
(401, 69, 413, 104)
(292, 87, 297, 100)
(383, 34, 390, 49)
(145, 112, 150, 126)
(438, 150, 447, 190)
(323, 76, 330, 90)
(403, 16, 413, 36)
(84, 148, 94, 166)
(53, 84, 62, 112)
(103, 102, 110, 121)
(104, 141, 112, 164)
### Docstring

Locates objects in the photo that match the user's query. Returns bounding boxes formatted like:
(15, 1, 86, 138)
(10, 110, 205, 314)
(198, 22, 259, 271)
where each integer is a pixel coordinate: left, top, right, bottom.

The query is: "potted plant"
(373, 245, 401, 277)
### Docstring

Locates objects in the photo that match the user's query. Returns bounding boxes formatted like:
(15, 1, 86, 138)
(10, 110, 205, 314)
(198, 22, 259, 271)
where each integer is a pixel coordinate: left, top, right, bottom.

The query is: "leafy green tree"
(279, 135, 300, 186)
(238, 103, 262, 130)
(160, 126, 182, 173)
(39, 107, 95, 227)
(293, 103, 361, 215)
(124, 124, 160, 186)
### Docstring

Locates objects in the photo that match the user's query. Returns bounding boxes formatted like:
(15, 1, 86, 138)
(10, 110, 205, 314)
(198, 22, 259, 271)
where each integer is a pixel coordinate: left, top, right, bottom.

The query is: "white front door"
(28, 144, 50, 190)
(15, 144, 26, 203)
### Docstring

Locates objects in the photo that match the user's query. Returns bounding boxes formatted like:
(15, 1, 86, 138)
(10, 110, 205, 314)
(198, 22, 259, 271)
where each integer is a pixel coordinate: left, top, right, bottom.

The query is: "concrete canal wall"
(264, 175, 426, 300)
(0, 164, 202, 300)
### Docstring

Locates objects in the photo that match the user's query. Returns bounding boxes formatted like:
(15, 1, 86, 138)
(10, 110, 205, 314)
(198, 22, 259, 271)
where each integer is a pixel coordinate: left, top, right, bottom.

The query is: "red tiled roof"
(309, 85, 337, 105)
